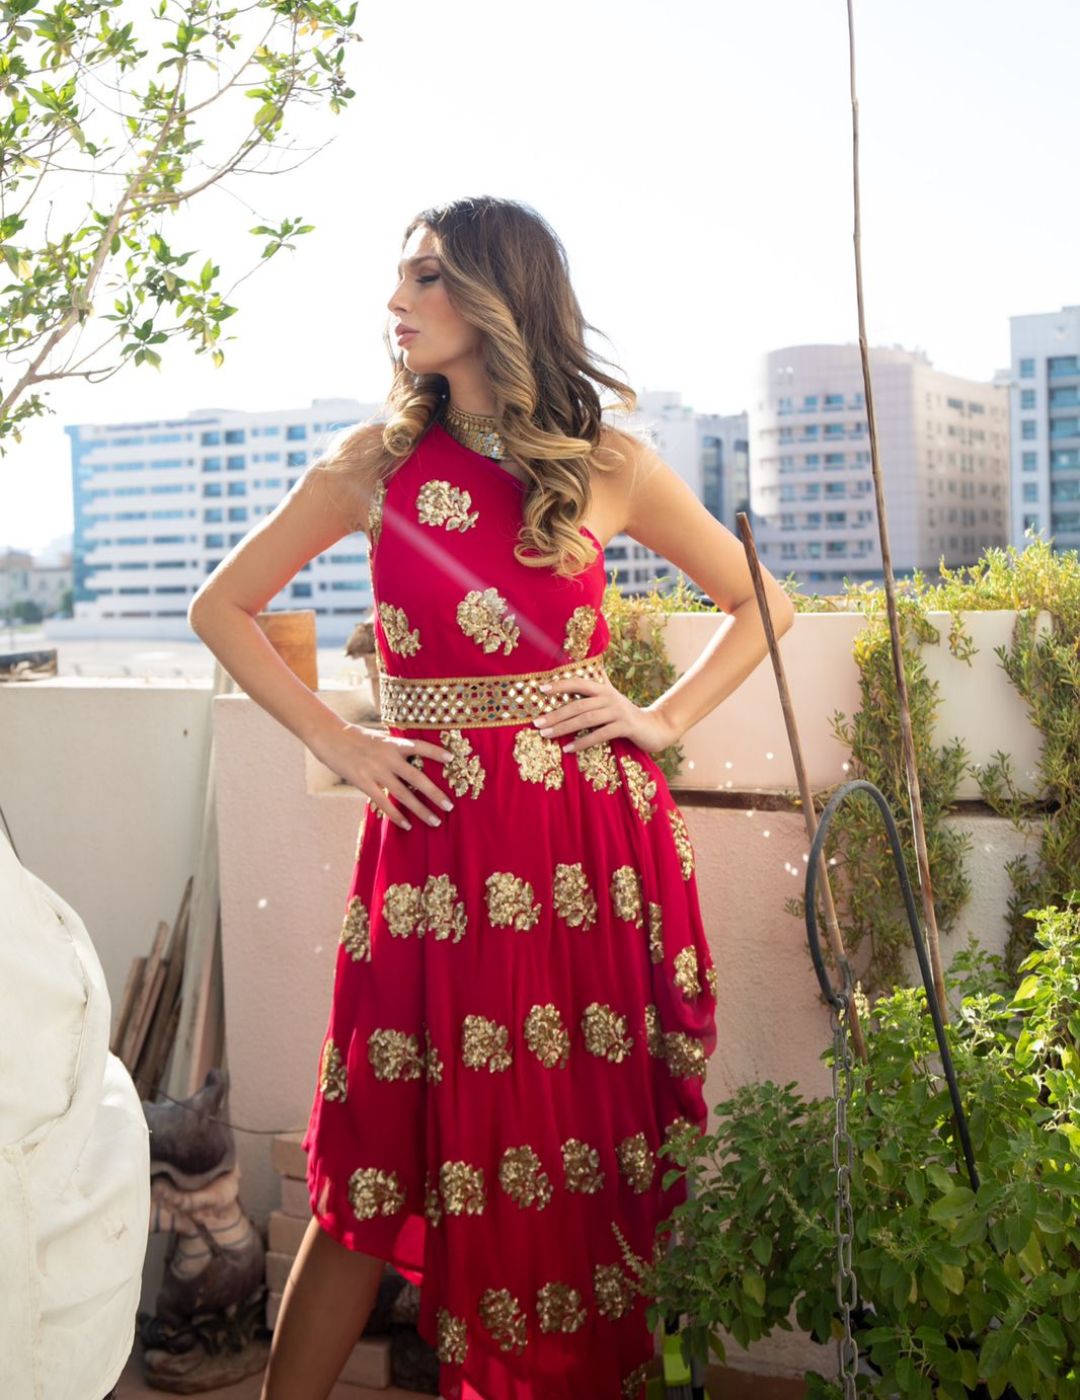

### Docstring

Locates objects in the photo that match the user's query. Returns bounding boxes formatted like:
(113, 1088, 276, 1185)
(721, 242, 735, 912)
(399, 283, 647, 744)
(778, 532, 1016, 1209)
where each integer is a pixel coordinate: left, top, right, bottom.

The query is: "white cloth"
(1, 831, 150, 1400)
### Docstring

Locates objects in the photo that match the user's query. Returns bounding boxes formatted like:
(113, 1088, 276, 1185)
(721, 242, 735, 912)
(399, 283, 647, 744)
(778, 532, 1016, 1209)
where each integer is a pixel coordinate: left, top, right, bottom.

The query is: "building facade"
(1008, 304, 1080, 552)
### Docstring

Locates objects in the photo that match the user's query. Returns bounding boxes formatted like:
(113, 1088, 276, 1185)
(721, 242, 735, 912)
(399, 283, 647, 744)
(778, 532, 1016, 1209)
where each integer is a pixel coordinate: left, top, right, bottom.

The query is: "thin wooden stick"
(736, 514, 867, 1063)
(846, 0, 947, 1017)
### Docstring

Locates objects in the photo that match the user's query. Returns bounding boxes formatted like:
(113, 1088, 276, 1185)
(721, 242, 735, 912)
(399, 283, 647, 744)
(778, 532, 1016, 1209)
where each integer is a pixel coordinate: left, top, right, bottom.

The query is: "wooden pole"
(845, 0, 948, 1017)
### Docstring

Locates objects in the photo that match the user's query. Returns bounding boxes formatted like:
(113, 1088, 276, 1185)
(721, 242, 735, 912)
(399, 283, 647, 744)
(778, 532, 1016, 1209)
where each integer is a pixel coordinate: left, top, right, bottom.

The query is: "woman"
(189, 194, 795, 1400)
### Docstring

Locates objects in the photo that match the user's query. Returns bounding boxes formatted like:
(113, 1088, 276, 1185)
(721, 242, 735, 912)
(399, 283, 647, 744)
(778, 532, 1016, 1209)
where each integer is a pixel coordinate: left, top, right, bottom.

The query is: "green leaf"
(928, 1187, 975, 1222)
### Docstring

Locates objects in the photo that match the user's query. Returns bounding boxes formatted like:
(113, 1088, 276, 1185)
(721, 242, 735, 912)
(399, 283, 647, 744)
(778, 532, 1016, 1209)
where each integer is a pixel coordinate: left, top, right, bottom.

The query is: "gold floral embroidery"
(424, 1167, 443, 1227)
(379, 600, 421, 656)
(524, 1003, 571, 1069)
(478, 1287, 528, 1354)
(594, 1262, 636, 1320)
(436, 1307, 468, 1364)
(581, 1002, 634, 1063)
(423, 1026, 444, 1084)
(553, 862, 598, 930)
(616, 1131, 655, 1193)
(485, 871, 541, 930)
(368, 1028, 426, 1082)
(513, 726, 565, 789)
(382, 875, 468, 943)
(619, 754, 658, 823)
(673, 945, 703, 999)
(576, 740, 620, 793)
(339, 895, 371, 961)
(610, 865, 644, 927)
(537, 1281, 588, 1333)
(457, 587, 520, 655)
(562, 1138, 605, 1194)
(354, 820, 364, 862)
(664, 1032, 708, 1079)
(440, 728, 486, 799)
(499, 1145, 553, 1210)
(663, 1116, 700, 1156)
(416, 478, 479, 532)
(461, 1013, 513, 1072)
(647, 902, 663, 964)
(563, 604, 599, 662)
(643, 1004, 666, 1060)
(318, 1037, 347, 1102)
(622, 1360, 650, 1397)
(347, 1165, 406, 1220)
(668, 806, 695, 880)
(366, 475, 386, 552)
(706, 964, 719, 999)
(440, 1160, 486, 1215)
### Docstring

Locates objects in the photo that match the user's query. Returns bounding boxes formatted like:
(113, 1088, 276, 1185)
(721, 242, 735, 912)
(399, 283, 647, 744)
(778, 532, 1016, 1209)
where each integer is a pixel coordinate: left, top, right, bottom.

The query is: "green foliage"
(0, 0, 362, 448)
(618, 900, 1080, 1399)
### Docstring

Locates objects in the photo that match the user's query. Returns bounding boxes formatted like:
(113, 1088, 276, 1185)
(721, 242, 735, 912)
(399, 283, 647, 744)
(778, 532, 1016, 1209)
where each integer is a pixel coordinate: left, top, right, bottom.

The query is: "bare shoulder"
(587, 422, 657, 539)
(310, 420, 387, 536)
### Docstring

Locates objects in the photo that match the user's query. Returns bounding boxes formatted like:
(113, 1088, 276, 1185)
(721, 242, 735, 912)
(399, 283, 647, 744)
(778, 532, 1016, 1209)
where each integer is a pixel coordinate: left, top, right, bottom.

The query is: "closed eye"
(418, 274, 439, 284)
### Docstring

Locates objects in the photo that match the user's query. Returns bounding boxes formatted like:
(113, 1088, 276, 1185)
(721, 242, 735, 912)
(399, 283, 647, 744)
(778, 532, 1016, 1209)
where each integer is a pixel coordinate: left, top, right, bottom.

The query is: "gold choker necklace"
(441, 401, 508, 460)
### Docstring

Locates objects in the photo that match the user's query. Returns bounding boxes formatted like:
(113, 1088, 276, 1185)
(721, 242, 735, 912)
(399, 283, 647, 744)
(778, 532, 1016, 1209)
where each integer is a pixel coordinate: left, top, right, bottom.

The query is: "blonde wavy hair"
(316, 195, 648, 577)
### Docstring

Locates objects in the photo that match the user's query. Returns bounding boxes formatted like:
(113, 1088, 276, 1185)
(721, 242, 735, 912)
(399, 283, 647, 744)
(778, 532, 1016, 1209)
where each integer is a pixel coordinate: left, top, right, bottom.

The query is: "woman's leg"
(260, 1215, 387, 1400)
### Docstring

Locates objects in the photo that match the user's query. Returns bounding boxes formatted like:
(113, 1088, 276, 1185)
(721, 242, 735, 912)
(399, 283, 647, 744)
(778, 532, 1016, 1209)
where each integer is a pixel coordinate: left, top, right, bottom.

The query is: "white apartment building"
(750, 345, 1010, 592)
(66, 398, 379, 640)
(1008, 304, 1080, 552)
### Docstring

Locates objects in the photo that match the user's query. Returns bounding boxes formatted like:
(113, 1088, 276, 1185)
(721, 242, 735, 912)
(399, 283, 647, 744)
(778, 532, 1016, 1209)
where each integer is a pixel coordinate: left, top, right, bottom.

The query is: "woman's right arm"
(187, 445, 454, 831)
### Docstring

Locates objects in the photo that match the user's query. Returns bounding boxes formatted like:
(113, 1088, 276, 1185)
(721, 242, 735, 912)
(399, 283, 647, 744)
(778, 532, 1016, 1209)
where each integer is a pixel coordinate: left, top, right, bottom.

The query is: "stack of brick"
(265, 1132, 438, 1395)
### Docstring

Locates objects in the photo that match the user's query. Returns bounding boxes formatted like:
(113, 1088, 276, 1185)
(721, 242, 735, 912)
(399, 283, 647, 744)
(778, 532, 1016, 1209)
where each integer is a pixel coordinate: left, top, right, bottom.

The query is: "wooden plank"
(134, 882, 192, 1096)
(120, 919, 169, 1067)
(110, 956, 145, 1057)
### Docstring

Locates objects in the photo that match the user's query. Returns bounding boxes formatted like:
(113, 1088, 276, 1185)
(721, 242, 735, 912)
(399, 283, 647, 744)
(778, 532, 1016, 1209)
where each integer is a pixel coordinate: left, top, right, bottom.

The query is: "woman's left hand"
(531, 674, 678, 756)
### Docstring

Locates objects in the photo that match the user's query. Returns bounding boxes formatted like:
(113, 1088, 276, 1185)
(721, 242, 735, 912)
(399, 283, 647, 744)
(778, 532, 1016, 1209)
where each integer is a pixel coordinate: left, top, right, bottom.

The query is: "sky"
(3, 0, 1078, 554)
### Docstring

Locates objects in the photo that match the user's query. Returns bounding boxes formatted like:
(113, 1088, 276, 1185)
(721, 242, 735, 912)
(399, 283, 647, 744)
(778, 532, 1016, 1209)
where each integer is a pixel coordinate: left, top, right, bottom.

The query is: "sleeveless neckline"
(430, 419, 606, 559)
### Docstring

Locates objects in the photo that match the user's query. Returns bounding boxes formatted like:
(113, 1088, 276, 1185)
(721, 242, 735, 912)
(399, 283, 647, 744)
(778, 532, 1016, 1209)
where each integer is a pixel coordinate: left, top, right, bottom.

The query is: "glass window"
(1021, 420, 1037, 440)
(200, 429, 222, 445)
(202, 481, 222, 497)
(225, 428, 246, 444)
(286, 423, 308, 440)
(227, 455, 246, 470)
(1021, 389, 1036, 410)
(1022, 451, 1037, 471)
(202, 457, 222, 472)
(227, 507, 248, 522)
(1022, 482, 1038, 503)
(1019, 359, 1035, 378)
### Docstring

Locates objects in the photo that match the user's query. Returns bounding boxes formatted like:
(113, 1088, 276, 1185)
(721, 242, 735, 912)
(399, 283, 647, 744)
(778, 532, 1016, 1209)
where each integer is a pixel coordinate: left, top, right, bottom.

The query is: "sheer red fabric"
(301, 420, 718, 1399)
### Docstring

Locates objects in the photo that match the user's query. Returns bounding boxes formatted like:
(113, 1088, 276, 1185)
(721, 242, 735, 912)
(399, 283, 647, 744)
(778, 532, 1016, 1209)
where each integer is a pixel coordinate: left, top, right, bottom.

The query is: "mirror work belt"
(377, 650, 610, 729)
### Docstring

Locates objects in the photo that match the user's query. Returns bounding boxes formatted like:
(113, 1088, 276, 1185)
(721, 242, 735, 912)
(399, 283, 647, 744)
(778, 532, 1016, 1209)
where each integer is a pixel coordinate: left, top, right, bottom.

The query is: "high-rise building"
(750, 345, 1009, 591)
(1008, 304, 1080, 552)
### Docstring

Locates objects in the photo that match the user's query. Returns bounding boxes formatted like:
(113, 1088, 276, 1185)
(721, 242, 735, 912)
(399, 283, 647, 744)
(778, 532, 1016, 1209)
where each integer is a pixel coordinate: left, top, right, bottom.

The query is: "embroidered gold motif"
(664, 1031, 708, 1079)
(706, 964, 719, 999)
(424, 1167, 443, 1227)
(499, 1145, 553, 1209)
(667, 806, 695, 879)
(347, 1165, 406, 1220)
(562, 1138, 605, 1194)
(461, 1013, 513, 1072)
(478, 1287, 528, 1354)
(616, 1131, 655, 1193)
(379, 600, 421, 656)
(436, 1307, 468, 1364)
(610, 865, 644, 927)
(663, 1116, 700, 1157)
(643, 1004, 666, 1059)
(647, 902, 663, 964)
(673, 945, 703, 998)
(378, 652, 611, 729)
(339, 895, 371, 961)
(416, 478, 479, 532)
(354, 820, 364, 862)
(594, 1262, 635, 1320)
(581, 1002, 634, 1063)
(318, 1037, 347, 1102)
(622, 1360, 650, 1397)
(513, 726, 565, 789)
(537, 1281, 588, 1333)
(382, 875, 468, 943)
(440, 728, 486, 798)
(456, 587, 520, 655)
(553, 862, 598, 930)
(524, 1003, 571, 1069)
(485, 871, 541, 930)
(563, 604, 599, 662)
(440, 1160, 486, 1215)
(619, 754, 658, 823)
(423, 1026, 444, 1084)
(368, 1028, 425, 1082)
(576, 739, 621, 792)
(366, 475, 386, 552)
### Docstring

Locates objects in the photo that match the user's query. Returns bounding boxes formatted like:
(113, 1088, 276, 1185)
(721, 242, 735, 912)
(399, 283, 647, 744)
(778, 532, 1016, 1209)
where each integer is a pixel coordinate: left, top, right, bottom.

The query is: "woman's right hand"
(310, 722, 455, 831)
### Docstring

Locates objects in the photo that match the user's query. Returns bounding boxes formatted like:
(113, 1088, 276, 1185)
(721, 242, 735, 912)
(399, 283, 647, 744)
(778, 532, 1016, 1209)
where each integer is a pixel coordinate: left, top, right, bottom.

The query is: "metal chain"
(830, 961, 859, 1398)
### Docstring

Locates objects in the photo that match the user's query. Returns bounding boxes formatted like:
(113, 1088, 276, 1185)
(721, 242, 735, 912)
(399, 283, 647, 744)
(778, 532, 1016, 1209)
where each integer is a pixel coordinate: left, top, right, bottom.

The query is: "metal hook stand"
(805, 777, 980, 1398)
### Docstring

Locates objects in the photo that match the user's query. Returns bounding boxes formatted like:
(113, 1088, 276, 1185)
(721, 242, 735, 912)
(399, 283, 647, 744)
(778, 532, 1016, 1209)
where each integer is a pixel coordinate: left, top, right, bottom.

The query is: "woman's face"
(387, 224, 482, 373)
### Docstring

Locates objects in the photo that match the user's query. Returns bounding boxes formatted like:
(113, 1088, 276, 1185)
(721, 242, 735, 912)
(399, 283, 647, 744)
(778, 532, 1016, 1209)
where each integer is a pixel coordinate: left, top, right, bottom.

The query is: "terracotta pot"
(254, 610, 318, 691)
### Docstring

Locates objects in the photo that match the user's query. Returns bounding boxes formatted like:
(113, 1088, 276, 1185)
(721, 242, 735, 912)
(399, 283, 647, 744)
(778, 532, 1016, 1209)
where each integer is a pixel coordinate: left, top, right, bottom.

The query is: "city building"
(749, 345, 1010, 592)
(1008, 303, 1080, 552)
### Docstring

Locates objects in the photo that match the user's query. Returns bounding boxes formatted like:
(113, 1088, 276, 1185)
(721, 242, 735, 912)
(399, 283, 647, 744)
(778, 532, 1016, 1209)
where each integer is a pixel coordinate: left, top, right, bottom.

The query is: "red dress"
(301, 419, 719, 1400)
